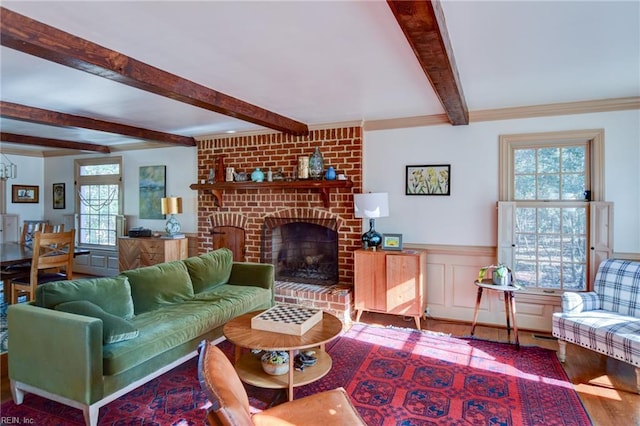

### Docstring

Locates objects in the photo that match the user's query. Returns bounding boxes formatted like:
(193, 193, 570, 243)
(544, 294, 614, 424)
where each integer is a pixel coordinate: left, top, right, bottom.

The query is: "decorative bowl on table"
(260, 351, 289, 376)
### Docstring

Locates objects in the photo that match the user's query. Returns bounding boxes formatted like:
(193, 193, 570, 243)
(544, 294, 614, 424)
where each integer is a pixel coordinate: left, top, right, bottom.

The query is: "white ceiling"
(1, 1, 639, 154)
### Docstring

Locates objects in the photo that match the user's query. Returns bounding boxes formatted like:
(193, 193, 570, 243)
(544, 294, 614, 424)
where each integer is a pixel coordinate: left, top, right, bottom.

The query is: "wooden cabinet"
(354, 249, 426, 329)
(118, 237, 188, 271)
(0, 214, 19, 243)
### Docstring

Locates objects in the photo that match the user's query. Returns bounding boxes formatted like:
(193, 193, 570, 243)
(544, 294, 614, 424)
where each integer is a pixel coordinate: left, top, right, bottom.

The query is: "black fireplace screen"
(263, 221, 338, 286)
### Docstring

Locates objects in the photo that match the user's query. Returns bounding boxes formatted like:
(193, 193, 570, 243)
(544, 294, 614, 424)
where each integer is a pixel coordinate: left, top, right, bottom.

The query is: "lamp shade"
(354, 193, 389, 219)
(161, 197, 183, 215)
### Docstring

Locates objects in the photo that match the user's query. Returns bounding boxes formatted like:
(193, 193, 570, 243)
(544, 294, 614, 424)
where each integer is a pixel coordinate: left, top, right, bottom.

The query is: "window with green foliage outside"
(75, 157, 123, 248)
(511, 144, 588, 291)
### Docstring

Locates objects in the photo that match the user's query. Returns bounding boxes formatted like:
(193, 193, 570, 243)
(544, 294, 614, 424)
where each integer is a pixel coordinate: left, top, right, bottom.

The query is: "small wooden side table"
(470, 280, 521, 350)
(223, 310, 343, 401)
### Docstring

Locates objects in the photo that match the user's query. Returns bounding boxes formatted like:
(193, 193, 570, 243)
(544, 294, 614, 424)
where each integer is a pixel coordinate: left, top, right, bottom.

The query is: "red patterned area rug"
(0, 323, 591, 425)
(309, 324, 592, 426)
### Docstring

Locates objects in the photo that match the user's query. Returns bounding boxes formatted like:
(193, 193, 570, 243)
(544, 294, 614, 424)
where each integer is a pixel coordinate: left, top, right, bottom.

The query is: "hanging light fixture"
(0, 153, 17, 181)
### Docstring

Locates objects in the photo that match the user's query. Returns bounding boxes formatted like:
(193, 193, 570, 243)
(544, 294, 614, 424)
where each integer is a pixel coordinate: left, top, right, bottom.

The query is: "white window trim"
(497, 129, 610, 292)
(74, 156, 123, 249)
(499, 129, 604, 201)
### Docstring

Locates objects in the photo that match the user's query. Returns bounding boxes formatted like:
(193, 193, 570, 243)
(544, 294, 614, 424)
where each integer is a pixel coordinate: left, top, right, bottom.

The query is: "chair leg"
(635, 367, 640, 394)
(2, 278, 10, 301)
(557, 339, 567, 362)
(10, 287, 32, 304)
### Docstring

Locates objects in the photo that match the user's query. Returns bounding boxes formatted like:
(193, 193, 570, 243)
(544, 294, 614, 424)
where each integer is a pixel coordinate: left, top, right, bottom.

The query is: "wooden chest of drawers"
(118, 237, 188, 272)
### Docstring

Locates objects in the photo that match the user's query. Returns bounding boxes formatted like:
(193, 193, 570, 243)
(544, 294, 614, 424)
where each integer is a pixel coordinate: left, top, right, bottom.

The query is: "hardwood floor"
(1, 312, 638, 425)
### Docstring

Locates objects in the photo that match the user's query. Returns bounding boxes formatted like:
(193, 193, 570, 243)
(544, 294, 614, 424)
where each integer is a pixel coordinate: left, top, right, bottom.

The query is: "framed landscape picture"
(382, 233, 403, 251)
(12, 184, 39, 203)
(139, 165, 166, 219)
(406, 164, 451, 196)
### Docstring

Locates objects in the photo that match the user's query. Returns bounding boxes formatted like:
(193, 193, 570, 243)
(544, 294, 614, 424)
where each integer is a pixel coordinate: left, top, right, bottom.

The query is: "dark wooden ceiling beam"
(387, 0, 469, 125)
(0, 132, 111, 153)
(1, 101, 196, 147)
(0, 7, 309, 136)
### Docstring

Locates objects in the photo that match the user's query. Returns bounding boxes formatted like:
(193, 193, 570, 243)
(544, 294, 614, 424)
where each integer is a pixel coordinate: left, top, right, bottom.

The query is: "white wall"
(42, 146, 198, 234)
(364, 109, 640, 253)
(3, 155, 45, 222)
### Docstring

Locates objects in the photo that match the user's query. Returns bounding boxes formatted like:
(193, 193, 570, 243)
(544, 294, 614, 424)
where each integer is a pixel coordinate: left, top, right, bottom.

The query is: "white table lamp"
(354, 192, 389, 249)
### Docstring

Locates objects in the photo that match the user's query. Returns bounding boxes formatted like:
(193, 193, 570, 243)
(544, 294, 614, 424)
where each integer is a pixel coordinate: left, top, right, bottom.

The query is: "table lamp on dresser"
(161, 197, 183, 237)
(354, 192, 389, 249)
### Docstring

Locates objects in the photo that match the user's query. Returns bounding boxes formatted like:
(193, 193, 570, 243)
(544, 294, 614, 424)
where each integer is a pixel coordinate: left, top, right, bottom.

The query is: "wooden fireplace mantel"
(189, 179, 354, 208)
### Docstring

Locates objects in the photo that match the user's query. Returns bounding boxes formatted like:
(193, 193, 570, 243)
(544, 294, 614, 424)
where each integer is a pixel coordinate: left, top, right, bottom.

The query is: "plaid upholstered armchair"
(552, 258, 640, 394)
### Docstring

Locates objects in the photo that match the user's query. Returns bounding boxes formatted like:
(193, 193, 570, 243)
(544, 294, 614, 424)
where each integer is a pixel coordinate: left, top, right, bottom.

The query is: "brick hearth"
(274, 281, 352, 324)
(194, 126, 364, 320)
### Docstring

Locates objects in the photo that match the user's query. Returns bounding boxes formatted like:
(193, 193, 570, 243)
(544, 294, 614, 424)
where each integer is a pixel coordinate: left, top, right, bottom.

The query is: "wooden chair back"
(198, 340, 254, 426)
(10, 230, 75, 304)
(44, 224, 64, 233)
(197, 340, 367, 426)
(20, 221, 47, 244)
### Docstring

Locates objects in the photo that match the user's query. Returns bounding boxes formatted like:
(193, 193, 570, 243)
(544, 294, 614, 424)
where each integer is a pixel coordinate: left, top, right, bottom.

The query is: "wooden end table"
(223, 310, 343, 401)
(470, 279, 521, 350)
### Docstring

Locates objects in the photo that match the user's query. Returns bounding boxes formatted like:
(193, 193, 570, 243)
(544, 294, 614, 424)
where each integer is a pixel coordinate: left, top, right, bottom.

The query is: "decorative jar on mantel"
(251, 168, 265, 182)
(325, 166, 336, 180)
(298, 156, 309, 179)
(309, 147, 324, 180)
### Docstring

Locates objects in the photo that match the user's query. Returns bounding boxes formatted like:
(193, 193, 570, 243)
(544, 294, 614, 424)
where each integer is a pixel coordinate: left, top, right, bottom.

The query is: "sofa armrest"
(7, 303, 104, 404)
(229, 262, 274, 290)
(561, 291, 601, 313)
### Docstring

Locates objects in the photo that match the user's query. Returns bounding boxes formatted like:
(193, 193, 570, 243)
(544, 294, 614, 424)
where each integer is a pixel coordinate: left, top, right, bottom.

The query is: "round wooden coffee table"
(223, 310, 343, 401)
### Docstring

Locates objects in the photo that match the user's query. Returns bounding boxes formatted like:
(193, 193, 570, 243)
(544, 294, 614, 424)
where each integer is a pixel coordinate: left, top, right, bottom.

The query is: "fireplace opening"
(264, 221, 339, 286)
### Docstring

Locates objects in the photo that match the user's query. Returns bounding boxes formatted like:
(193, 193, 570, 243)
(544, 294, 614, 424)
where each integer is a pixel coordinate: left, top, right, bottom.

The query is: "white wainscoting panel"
(406, 244, 558, 333)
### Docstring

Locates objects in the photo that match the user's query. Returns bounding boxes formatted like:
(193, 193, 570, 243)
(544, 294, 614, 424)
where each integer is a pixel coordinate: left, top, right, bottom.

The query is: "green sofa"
(7, 248, 274, 426)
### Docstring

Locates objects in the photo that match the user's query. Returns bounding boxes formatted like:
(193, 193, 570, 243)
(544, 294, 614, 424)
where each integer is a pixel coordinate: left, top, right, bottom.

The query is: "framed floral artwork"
(406, 164, 450, 196)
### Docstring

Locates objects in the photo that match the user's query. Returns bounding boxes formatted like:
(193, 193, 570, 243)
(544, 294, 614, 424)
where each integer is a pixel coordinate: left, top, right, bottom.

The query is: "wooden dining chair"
(20, 222, 48, 245)
(197, 340, 366, 426)
(1, 223, 50, 287)
(43, 224, 64, 233)
(10, 230, 75, 304)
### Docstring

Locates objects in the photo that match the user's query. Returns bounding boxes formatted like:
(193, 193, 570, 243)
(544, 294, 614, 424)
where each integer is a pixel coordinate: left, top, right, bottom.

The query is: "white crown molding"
(470, 97, 640, 122)
(108, 141, 186, 153)
(0, 146, 44, 157)
(363, 97, 640, 131)
(363, 114, 450, 131)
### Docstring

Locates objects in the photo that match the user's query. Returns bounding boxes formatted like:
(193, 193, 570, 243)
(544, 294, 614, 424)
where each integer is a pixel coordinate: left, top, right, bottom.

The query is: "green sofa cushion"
(35, 275, 135, 319)
(102, 284, 273, 375)
(122, 260, 195, 314)
(183, 248, 233, 293)
(55, 300, 139, 344)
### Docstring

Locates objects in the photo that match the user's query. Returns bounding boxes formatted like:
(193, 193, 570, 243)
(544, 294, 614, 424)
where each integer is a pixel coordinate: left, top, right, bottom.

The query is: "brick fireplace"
(263, 209, 341, 286)
(194, 126, 363, 322)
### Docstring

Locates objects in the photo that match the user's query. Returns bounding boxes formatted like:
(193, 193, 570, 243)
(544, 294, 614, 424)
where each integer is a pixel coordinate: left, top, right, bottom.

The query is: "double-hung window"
(498, 130, 611, 293)
(74, 157, 123, 248)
